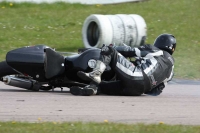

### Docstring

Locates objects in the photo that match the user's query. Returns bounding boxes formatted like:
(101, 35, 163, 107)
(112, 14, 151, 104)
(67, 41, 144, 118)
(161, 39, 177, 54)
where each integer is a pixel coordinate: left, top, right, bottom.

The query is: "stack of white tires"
(82, 14, 147, 48)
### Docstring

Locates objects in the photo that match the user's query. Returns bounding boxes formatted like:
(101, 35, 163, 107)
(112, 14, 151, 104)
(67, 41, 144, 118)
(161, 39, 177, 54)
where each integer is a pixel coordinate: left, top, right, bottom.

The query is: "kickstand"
(60, 87, 63, 92)
(52, 86, 54, 92)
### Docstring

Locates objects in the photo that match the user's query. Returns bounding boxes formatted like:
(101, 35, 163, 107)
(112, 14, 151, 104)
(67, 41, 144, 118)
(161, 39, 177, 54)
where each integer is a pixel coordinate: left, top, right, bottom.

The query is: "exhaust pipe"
(2, 76, 41, 91)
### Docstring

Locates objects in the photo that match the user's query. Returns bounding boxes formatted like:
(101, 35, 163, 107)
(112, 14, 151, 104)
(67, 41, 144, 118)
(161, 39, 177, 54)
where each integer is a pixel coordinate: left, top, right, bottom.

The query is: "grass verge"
(1, 121, 200, 133)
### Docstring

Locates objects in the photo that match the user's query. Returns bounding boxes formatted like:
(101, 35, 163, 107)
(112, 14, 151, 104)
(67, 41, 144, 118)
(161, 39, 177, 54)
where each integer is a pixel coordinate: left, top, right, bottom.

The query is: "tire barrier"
(82, 14, 147, 48)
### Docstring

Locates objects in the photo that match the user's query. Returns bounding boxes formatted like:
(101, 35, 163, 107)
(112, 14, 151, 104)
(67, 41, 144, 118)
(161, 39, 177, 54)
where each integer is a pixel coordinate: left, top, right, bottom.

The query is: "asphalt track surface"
(0, 79, 200, 125)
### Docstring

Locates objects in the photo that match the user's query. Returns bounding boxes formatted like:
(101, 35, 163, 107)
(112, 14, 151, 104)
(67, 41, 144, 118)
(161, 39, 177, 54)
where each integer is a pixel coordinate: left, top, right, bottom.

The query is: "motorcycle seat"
(44, 48, 65, 79)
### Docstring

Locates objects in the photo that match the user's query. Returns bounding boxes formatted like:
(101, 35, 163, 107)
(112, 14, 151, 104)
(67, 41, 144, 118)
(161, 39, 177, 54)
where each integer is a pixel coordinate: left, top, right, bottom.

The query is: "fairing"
(65, 48, 115, 82)
(6, 45, 47, 82)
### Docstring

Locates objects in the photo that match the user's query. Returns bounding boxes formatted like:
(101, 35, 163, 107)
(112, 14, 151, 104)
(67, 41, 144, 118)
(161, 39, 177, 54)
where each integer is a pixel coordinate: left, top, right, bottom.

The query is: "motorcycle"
(0, 45, 115, 91)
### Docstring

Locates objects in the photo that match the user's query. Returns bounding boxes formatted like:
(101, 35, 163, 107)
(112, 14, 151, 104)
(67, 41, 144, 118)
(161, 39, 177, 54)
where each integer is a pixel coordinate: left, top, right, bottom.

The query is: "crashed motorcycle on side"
(0, 45, 115, 91)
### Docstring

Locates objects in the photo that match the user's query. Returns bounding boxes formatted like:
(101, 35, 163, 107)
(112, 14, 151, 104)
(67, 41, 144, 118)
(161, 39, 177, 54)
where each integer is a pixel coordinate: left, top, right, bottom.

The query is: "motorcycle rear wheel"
(0, 61, 18, 78)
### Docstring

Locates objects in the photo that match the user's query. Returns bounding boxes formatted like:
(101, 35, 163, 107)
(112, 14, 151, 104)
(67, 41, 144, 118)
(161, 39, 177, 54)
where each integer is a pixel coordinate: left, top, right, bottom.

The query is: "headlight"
(88, 59, 96, 68)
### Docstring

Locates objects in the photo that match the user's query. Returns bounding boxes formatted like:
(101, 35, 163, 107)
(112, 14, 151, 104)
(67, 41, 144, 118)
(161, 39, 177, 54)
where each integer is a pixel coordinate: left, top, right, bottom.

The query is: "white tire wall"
(129, 14, 147, 47)
(82, 14, 147, 48)
(82, 15, 113, 48)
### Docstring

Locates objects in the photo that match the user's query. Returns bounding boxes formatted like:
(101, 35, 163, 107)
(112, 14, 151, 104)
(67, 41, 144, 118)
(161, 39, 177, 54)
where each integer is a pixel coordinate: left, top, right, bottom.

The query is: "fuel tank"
(6, 45, 47, 82)
(65, 48, 115, 82)
(65, 48, 101, 71)
(65, 48, 101, 82)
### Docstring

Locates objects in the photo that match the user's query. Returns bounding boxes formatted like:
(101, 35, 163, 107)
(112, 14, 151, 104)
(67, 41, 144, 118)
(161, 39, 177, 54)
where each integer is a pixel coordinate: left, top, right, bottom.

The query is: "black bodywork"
(5, 45, 115, 88)
(6, 45, 47, 82)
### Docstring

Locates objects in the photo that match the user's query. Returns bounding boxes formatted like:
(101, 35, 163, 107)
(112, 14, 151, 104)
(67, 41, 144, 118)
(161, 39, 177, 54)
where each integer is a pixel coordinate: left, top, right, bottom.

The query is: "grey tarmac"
(0, 79, 200, 125)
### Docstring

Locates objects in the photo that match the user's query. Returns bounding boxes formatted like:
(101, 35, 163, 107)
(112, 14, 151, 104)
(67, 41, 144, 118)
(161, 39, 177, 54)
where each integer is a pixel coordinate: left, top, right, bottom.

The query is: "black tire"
(0, 61, 18, 78)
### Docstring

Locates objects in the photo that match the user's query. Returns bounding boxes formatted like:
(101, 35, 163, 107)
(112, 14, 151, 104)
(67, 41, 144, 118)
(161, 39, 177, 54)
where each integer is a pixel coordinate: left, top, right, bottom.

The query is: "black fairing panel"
(65, 48, 100, 82)
(65, 48, 115, 82)
(6, 45, 47, 81)
(66, 48, 101, 71)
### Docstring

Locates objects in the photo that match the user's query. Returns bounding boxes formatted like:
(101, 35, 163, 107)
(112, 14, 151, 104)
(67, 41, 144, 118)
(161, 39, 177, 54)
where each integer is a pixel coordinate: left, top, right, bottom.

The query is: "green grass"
(0, 122, 200, 133)
(0, 0, 200, 79)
